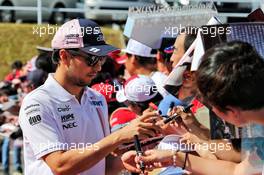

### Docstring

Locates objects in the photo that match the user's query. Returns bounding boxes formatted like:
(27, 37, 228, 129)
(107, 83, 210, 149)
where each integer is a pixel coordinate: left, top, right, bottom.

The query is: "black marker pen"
(163, 104, 194, 124)
(134, 135, 145, 173)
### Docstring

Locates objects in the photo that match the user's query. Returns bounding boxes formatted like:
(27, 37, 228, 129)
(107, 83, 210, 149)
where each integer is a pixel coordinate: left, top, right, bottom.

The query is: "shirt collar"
(44, 74, 88, 102)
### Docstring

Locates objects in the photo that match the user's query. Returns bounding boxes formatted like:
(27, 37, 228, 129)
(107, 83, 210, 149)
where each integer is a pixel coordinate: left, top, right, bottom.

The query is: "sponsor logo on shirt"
(24, 104, 40, 111)
(61, 113, 75, 123)
(89, 101, 103, 106)
(29, 115, 41, 126)
(57, 105, 71, 112)
(62, 122, 78, 130)
(90, 96, 96, 100)
(25, 108, 40, 115)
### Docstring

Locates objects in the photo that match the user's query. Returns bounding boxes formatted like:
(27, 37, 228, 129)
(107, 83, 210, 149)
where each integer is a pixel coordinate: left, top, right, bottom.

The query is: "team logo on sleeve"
(29, 115, 41, 126)
(89, 100, 103, 106)
(24, 104, 40, 111)
(24, 103, 41, 116)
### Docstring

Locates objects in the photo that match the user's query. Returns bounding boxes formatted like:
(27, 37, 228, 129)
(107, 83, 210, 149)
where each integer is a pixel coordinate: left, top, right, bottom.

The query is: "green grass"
(0, 23, 125, 80)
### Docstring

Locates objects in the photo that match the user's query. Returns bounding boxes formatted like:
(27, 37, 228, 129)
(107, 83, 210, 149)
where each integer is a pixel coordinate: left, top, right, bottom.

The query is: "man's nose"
(93, 61, 102, 72)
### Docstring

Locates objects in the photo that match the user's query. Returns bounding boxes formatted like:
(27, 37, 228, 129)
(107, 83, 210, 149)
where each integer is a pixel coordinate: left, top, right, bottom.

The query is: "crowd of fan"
(0, 20, 263, 175)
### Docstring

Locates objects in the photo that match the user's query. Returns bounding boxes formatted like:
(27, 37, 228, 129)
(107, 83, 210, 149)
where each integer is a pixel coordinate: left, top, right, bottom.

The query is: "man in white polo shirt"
(19, 19, 161, 175)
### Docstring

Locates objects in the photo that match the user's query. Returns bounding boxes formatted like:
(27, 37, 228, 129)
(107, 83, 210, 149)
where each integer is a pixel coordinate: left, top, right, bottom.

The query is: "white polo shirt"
(19, 74, 110, 175)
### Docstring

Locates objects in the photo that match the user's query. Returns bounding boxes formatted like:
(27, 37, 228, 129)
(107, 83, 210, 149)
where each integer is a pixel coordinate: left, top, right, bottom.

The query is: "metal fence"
(0, 0, 262, 24)
(0, 0, 84, 24)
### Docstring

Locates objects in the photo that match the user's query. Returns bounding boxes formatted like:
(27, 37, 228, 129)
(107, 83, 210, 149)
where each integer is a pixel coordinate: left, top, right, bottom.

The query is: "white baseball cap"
(122, 39, 156, 58)
(116, 75, 158, 103)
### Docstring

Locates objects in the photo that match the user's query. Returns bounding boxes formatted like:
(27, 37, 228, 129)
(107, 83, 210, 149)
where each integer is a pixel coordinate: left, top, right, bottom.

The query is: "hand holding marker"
(163, 104, 194, 132)
(134, 135, 145, 173)
(133, 102, 193, 173)
(149, 102, 193, 129)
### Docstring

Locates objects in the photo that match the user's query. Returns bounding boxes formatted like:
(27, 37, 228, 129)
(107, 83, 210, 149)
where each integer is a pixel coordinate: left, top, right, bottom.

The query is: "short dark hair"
(196, 41, 264, 111)
(36, 53, 56, 73)
(51, 49, 60, 65)
(180, 26, 198, 52)
(126, 53, 157, 68)
(11, 60, 23, 70)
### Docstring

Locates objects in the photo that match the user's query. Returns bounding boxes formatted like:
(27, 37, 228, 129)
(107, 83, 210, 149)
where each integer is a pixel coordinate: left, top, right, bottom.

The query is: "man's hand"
(117, 109, 162, 143)
(122, 149, 174, 173)
(156, 119, 187, 135)
(171, 106, 196, 126)
(121, 151, 141, 173)
(180, 132, 203, 144)
(138, 150, 174, 169)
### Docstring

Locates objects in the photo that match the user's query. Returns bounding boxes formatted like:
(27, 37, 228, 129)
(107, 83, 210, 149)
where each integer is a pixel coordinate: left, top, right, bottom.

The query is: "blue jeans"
(2, 137, 22, 173)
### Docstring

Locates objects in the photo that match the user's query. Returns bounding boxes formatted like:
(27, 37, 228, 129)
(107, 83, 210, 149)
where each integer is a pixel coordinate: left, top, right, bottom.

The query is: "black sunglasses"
(67, 49, 107, 66)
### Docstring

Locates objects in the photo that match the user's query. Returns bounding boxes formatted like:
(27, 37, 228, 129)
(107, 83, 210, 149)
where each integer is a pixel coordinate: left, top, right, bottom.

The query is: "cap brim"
(116, 55, 127, 64)
(80, 44, 120, 56)
(36, 46, 53, 53)
(116, 89, 127, 103)
(121, 48, 156, 58)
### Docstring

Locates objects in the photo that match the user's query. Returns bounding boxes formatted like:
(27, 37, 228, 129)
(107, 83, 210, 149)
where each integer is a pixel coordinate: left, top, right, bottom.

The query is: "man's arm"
(178, 151, 260, 175)
(206, 139, 241, 163)
(43, 130, 124, 175)
(134, 149, 261, 175)
(42, 111, 161, 175)
(105, 155, 124, 175)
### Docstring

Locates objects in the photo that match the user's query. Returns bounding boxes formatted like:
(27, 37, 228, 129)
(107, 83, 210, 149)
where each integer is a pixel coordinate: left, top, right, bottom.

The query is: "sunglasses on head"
(67, 49, 107, 66)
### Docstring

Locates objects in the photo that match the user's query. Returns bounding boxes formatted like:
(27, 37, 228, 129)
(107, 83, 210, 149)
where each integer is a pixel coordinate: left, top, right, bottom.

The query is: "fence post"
(37, 0, 42, 24)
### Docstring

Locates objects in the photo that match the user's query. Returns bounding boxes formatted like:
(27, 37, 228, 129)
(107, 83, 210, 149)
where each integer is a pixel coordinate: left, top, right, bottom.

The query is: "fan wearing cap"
(168, 26, 198, 68)
(162, 31, 211, 141)
(117, 75, 163, 116)
(116, 75, 180, 136)
(27, 46, 57, 89)
(156, 37, 176, 75)
(121, 41, 264, 175)
(19, 19, 162, 175)
(123, 39, 169, 97)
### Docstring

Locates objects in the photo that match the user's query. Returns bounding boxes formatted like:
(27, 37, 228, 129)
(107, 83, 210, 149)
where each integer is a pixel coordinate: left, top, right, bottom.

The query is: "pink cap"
(52, 19, 119, 56)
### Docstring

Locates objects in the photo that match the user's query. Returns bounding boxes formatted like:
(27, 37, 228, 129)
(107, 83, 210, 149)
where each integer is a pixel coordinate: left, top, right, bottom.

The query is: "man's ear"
(128, 103, 141, 116)
(59, 49, 71, 67)
(156, 52, 162, 61)
(226, 106, 243, 119)
(212, 105, 242, 125)
(130, 55, 137, 65)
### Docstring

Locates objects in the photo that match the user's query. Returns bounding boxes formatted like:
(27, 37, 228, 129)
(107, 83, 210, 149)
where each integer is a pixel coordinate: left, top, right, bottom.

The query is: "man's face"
(0, 95, 8, 103)
(170, 33, 186, 68)
(182, 69, 195, 88)
(212, 106, 247, 127)
(124, 54, 136, 76)
(63, 50, 103, 87)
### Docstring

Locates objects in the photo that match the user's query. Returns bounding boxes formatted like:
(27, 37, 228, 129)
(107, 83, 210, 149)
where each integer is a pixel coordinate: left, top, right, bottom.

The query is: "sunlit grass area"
(0, 23, 125, 80)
